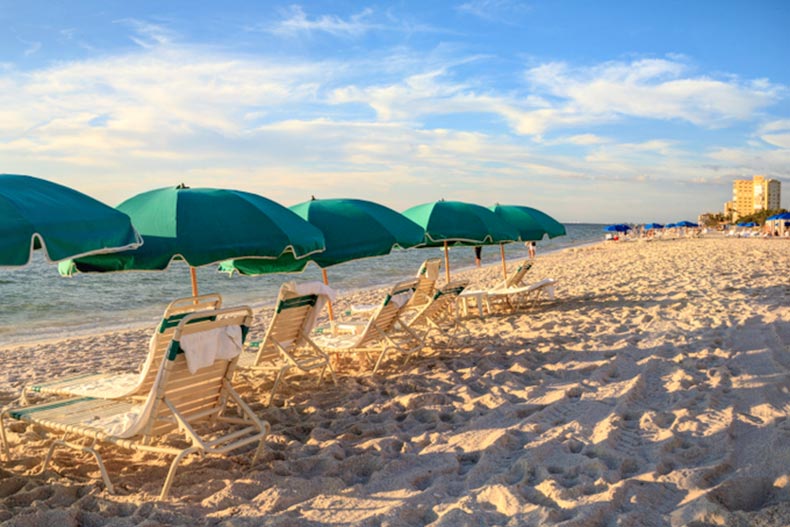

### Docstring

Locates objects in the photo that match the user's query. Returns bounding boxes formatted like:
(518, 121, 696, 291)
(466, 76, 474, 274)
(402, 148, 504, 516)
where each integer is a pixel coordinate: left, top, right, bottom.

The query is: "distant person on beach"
(474, 246, 482, 267)
(527, 241, 536, 259)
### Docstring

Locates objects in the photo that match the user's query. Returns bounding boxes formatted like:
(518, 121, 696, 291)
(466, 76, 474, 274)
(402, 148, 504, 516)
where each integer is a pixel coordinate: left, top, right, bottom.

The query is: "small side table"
(458, 289, 490, 317)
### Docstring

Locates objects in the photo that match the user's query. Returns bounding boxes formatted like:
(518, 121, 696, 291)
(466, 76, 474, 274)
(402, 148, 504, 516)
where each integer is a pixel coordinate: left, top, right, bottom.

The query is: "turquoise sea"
(0, 224, 605, 345)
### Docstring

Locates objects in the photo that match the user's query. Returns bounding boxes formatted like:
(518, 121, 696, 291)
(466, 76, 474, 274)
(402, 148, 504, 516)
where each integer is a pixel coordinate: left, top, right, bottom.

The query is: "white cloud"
(756, 120, 790, 148)
(0, 21, 787, 219)
(456, 0, 531, 22)
(117, 19, 178, 48)
(548, 134, 608, 146)
(22, 40, 41, 56)
(521, 59, 781, 131)
(269, 5, 380, 37)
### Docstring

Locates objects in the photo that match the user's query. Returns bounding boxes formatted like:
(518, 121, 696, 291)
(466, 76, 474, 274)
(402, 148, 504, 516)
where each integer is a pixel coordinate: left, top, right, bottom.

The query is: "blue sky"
(1, 0, 788, 222)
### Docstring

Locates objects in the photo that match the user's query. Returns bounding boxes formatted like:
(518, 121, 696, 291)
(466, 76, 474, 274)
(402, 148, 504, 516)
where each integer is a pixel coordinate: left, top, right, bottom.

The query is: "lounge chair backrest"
(503, 260, 533, 289)
(156, 293, 223, 333)
(409, 258, 442, 307)
(354, 279, 418, 346)
(411, 280, 469, 326)
(134, 293, 223, 396)
(251, 289, 321, 367)
(144, 306, 253, 438)
(416, 258, 441, 280)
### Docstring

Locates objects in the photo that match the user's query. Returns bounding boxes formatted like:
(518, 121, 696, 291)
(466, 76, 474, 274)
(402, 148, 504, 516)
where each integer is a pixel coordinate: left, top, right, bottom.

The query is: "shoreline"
(1, 236, 789, 526)
(0, 236, 603, 348)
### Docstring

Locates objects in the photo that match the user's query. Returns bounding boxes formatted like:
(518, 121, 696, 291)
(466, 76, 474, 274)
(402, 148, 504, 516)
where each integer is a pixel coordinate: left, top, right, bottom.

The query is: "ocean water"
(0, 224, 604, 345)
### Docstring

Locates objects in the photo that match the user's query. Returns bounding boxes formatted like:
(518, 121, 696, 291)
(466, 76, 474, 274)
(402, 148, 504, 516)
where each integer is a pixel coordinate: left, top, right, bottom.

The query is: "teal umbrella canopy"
(488, 204, 565, 279)
(490, 204, 566, 241)
(403, 200, 519, 281)
(223, 197, 425, 275)
(0, 174, 141, 267)
(403, 200, 519, 247)
(60, 186, 325, 293)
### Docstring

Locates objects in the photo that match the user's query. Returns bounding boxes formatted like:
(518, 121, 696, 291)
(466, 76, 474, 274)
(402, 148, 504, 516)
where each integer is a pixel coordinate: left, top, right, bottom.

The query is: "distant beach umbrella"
(489, 204, 566, 279)
(1, 174, 141, 267)
(59, 185, 325, 297)
(603, 224, 631, 233)
(675, 220, 698, 228)
(644, 223, 664, 230)
(403, 200, 519, 282)
(221, 197, 425, 319)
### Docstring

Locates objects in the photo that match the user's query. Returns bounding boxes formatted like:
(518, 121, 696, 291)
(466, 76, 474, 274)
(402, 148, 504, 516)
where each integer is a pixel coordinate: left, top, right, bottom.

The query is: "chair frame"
(404, 280, 471, 348)
(1, 306, 269, 499)
(405, 258, 442, 309)
(235, 285, 336, 407)
(316, 279, 423, 373)
(22, 293, 224, 403)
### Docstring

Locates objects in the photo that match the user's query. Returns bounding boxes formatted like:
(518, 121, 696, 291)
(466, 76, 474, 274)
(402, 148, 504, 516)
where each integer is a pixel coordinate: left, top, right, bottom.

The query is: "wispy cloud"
(269, 5, 381, 37)
(22, 41, 41, 56)
(757, 119, 790, 149)
(518, 59, 782, 133)
(0, 19, 786, 219)
(117, 19, 178, 48)
(456, 0, 532, 23)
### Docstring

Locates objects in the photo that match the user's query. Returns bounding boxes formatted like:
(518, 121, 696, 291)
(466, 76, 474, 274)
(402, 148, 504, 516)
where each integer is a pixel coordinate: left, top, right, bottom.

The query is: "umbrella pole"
(443, 241, 450, 283)
(500, 244, 507, 280)
(190, 267, 199, 297)
(322, 268, 335, 321)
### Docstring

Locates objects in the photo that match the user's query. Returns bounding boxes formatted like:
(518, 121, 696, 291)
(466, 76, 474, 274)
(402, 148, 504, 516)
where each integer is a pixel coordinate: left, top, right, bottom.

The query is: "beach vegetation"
(735, 208, 788, 226)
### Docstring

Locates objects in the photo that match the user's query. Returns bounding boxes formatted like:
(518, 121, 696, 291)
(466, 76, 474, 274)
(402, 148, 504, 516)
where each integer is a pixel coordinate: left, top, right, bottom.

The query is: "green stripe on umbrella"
(490, 204, 566, 279)
(403, 200, 519, 281)
(0, 174, 141, 267)
(59, 185, 325, 296)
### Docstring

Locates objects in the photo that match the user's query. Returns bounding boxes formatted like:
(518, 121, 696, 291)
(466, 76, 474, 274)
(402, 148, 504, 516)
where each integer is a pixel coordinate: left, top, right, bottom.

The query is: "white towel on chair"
(389, 290, 414, 308)
(281, 281, 337, 339)
(181, 326, 243, 374)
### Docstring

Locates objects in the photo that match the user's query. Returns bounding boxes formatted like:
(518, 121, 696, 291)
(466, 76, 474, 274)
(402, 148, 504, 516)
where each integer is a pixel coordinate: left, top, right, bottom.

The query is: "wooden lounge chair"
(486, 277, 558, 311)
(460, 258, 557, 314)
(22, 293, 223, 403)
(235, 282, 337, 407)
(404, 280, 471, 347)
(313, 279, 422, 373)
(1, 306, 269, 499)
(405, 258, 442, 309)
(499, 260, 533, 289)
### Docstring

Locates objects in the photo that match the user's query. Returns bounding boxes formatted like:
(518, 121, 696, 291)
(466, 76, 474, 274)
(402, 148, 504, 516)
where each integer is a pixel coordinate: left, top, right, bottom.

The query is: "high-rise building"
(730, 175, 781, 220)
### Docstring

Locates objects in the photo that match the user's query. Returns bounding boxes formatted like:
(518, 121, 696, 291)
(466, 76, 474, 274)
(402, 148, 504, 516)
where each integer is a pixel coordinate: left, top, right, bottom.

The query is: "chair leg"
(372, 347, 392, 374)
(266, 366, 289, 408)
(159, 447, 199, 500)
(326, 361, 337, 384)
(0, 411, 11, 461)
(42, 438, 116, 494)
(250, 437, 267, 466)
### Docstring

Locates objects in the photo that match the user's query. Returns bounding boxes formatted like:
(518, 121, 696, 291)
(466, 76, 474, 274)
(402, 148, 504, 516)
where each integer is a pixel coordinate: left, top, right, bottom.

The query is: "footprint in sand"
(708, 476, 776, 512)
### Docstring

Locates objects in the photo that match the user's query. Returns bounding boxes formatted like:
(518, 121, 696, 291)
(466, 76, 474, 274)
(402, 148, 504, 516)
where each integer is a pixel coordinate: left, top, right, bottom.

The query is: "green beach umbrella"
(0, 174, 141, 267)
(222, 197, 425, 319)
(490, 204, 566, 279)
(403, 200, 519, 282)
(60, 185, 325, 296)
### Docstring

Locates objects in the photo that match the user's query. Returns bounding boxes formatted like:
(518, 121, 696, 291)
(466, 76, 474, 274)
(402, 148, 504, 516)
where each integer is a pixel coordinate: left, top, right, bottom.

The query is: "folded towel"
(181, 325, 243, 374)
(389, 290, 414, 308)
(87, 404, 145, 436)
(280, 281, 337, 344)
(69, 373, 140, 398)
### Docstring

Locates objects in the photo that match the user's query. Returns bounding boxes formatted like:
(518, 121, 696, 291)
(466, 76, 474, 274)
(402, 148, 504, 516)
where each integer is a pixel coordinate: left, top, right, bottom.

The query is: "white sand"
(1, 236, 789, 526)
